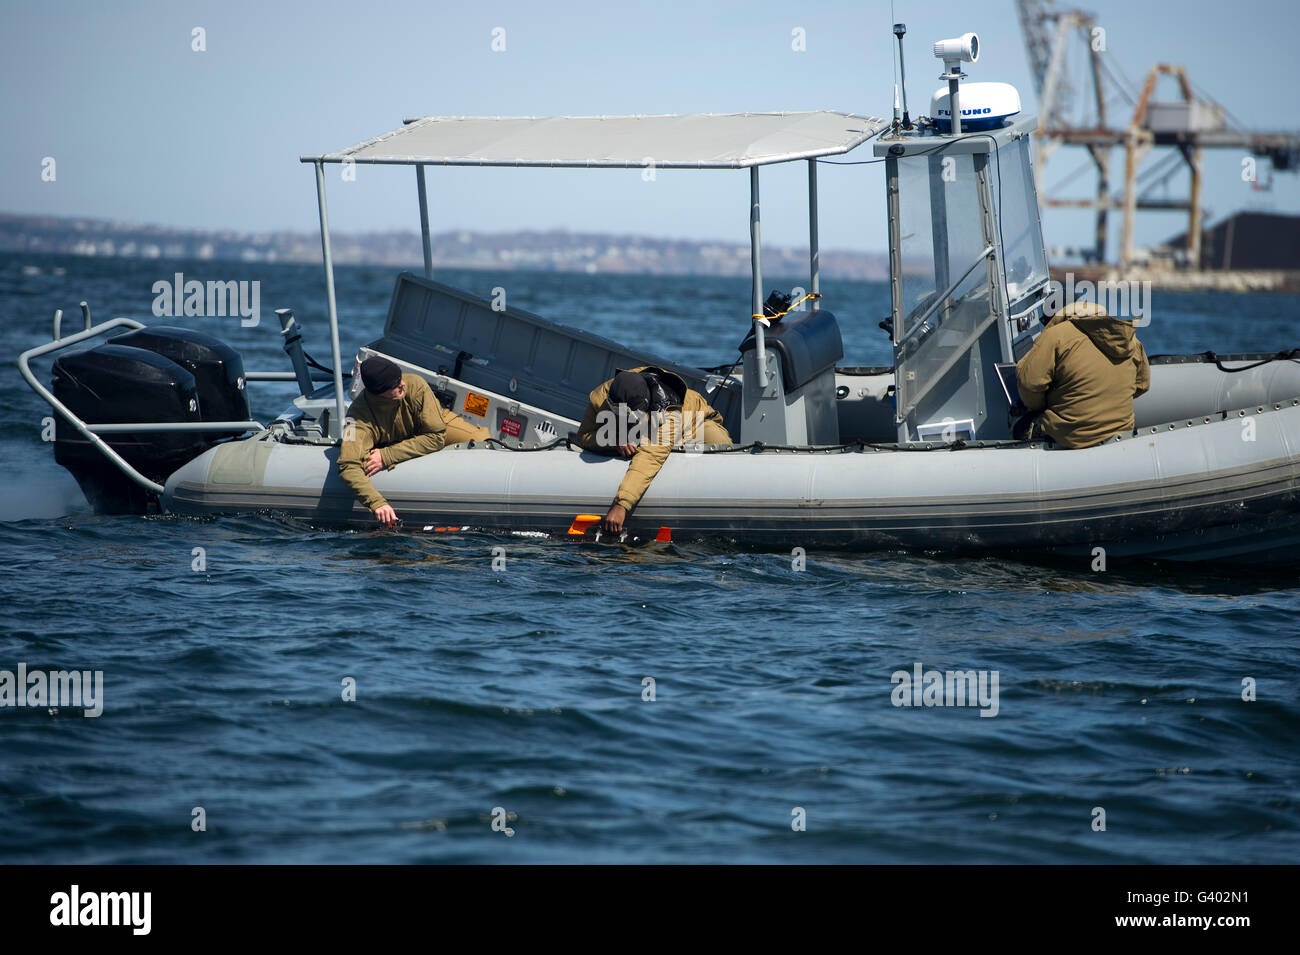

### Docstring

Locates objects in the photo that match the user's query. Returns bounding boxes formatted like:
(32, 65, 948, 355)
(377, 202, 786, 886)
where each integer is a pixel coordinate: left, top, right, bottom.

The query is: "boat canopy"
(302, 111, 887, 168)
(298, 110, 887, 437)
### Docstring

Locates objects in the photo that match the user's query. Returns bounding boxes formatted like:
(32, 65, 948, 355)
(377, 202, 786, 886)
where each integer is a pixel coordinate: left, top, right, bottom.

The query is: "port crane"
(1015, 0, 1300, 269)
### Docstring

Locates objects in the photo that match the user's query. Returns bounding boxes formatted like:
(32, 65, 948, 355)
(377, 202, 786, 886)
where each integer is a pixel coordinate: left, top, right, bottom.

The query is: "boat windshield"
(894, 152, 994, 417)
(897, 153, 990, 337)
(994, 136, 1050, 306)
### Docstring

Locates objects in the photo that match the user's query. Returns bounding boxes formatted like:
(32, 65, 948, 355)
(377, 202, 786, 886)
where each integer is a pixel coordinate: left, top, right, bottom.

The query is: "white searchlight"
(934, 33, 979, 69)
(933, 32, 980, 135)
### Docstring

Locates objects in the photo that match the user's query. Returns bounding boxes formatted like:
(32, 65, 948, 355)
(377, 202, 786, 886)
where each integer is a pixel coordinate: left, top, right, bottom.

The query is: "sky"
(3, 0, 1298, 258)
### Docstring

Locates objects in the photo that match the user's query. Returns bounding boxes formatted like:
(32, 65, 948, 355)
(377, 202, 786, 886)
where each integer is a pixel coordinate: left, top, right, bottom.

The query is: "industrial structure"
(1015, 0, 1300, 270)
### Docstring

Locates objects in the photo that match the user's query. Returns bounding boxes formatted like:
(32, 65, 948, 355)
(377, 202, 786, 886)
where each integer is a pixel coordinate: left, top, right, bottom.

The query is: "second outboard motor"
(109, 325, 249, 434)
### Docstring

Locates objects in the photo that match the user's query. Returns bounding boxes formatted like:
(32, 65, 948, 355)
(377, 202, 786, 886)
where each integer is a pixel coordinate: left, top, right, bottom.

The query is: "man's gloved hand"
(1011, 408, 1040, 441)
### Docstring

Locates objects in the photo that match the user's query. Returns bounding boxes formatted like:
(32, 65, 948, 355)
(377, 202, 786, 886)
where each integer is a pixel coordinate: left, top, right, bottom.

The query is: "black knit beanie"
(360, 356, 403, 395)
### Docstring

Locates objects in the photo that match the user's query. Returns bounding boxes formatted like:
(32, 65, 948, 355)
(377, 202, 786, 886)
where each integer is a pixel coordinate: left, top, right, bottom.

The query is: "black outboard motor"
(51, 327, 250, 514)
(110, 326, 249, 433)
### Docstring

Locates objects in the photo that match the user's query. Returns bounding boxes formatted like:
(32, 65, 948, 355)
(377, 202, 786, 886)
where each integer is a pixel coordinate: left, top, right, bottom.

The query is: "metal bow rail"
(18, 305, 269, 497)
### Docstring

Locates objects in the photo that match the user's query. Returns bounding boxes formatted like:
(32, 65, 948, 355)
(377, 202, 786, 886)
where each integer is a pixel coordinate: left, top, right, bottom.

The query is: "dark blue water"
(2, 252, 1298, 863)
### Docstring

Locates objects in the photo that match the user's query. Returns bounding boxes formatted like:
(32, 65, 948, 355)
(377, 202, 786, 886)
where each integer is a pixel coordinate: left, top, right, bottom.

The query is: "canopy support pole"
(314, 160, 347, 439)
(750, 166, 767, 387)
(416, 163, 433, 279)
(807, 159, 820, 311)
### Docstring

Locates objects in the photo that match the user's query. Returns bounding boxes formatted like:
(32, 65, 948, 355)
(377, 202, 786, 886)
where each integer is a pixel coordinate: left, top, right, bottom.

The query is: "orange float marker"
(567, 514, 603, 535)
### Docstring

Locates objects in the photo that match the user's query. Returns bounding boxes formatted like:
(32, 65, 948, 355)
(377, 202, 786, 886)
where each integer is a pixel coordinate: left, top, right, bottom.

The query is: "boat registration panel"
(463, 392, 490, 417)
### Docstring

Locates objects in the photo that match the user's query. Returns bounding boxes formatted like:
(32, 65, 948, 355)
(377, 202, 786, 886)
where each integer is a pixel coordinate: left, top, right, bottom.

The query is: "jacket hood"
(1074, 315, 1138, 361)
(1048, 303, 1139, 362)
(618, 365, 688, 403)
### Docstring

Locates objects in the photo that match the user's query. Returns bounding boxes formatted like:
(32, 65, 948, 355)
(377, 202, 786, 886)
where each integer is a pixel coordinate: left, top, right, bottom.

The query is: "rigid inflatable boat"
(20, 45, 1300, 564)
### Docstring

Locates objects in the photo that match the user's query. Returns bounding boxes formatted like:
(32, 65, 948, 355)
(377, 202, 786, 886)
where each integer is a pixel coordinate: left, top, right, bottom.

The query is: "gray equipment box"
(738, 309, 843, 445)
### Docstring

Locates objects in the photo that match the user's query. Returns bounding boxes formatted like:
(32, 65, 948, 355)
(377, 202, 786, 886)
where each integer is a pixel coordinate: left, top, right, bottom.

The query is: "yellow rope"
(752, 292, 821, 322)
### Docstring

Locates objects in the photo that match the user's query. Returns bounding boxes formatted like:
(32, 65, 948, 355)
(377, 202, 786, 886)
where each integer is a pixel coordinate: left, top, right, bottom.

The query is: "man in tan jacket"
(1015, 301, 1150, 449)
(575, 366, 731, 533)
(338, 356, 489, 526)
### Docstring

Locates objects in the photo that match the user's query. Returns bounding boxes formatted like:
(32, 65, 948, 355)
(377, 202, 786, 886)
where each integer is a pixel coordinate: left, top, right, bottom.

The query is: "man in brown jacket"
(1015, 301, 1150, 449)
(338, 356, 490, 526)
(575, 366, 731, 533)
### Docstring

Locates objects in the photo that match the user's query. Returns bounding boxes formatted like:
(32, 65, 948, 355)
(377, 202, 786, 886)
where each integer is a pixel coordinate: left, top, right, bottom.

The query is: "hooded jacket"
(337, 373, 486, 511)
(1016, 302, 1150, 449)
(574, 366, 731, 511)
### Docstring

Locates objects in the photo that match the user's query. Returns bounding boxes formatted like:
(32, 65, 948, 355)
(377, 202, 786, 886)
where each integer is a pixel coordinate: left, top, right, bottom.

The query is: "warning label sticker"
(500, 416, 523, 437)
(463, 392, 490, 418)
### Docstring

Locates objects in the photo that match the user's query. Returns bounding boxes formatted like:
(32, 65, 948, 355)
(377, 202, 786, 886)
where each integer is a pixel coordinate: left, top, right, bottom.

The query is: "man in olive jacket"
(575, 366, 731, 533)
(1015, 301, 1150, 449)
(338, 356, 489, 526)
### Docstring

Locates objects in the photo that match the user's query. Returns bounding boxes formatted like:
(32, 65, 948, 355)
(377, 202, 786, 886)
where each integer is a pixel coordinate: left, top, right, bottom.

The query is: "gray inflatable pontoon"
(161, 350, 1300, 563)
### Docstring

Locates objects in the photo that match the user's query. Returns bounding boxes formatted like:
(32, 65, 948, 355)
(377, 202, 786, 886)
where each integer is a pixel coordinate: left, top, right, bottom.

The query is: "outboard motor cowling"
(109, 325, 249, 430)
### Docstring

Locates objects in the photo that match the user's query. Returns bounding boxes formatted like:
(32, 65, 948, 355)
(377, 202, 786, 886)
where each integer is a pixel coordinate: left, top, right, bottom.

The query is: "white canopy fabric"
(305, 111, 887, 169)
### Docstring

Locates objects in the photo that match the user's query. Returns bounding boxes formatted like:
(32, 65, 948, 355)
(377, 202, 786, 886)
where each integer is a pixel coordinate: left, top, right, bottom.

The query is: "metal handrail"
(86, 421, 265, 433)
(19, 318, 166, 494)
(896, 245, 994, 350)
(244, 370, 338, 382)
(1006, 280, 1052, 329)
(897, 305, 1001, 422)
(18, 317, 265, 497)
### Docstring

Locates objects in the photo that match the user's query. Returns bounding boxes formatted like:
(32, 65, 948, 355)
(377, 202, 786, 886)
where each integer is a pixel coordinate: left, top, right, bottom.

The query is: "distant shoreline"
(0, 212, 889, 281)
